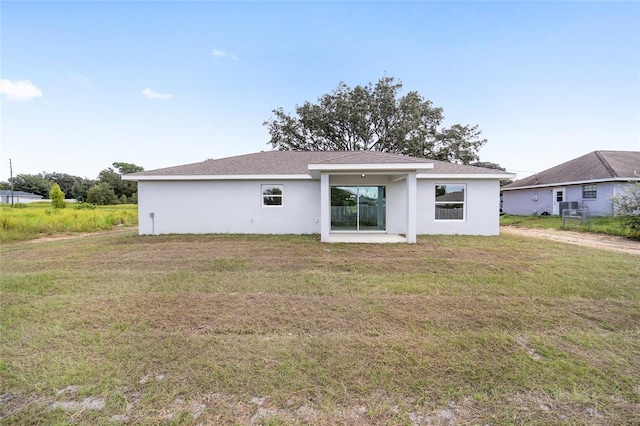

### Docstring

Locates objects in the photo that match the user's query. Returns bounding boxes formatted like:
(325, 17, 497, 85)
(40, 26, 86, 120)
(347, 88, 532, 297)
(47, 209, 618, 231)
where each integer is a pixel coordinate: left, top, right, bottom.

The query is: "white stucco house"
(124, 151, 515, 243)
(502, 151, 640, 216)
(0, 190, 44, 204)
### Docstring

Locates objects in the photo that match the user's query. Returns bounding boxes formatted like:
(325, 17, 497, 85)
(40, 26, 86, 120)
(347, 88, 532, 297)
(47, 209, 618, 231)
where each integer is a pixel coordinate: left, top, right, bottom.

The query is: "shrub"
(74, 202, 97, 210)
(611, 182, 640, 238)
(86, 183, 118, 205)
(49, 184, 66, 209)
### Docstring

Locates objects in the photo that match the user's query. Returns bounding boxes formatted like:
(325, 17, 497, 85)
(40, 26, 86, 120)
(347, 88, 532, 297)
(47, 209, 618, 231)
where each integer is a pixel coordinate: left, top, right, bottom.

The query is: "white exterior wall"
(417, 179, 501, 235)
(328, 174, 396, 187)
(0, 195, 44, 204)
(503, 181, 628, 216)
(137, 180, 321, 235)
(386, 179, 407, 235)
(137, 176, 505, 237)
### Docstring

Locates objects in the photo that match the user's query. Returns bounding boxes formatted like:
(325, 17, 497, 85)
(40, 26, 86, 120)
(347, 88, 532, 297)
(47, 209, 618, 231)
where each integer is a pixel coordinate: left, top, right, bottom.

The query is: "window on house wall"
(435, 184, 465, 220)
(582, 184, 597, 199)
(262, 184, 283, 206)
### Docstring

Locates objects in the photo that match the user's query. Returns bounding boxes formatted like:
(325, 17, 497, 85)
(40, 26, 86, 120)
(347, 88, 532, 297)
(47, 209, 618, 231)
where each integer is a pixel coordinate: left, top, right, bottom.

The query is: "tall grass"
(0, 203, 137, 243)
(500, 214, 635, 238)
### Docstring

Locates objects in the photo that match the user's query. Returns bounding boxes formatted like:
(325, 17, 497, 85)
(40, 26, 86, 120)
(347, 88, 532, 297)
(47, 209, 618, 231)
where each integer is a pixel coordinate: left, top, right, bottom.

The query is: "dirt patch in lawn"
(501, 225, 640, 256)
(23, 226, 136, 244)
(18, 225, 640, 257)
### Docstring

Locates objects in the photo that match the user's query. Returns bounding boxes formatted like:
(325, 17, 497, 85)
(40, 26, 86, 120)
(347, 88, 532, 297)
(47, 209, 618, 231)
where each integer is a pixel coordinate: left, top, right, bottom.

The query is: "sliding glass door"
(330, 186, 385, 231)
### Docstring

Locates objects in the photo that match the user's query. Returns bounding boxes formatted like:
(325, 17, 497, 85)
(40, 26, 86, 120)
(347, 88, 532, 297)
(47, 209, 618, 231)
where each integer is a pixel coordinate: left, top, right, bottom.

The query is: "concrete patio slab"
(327, 233, 407, 243)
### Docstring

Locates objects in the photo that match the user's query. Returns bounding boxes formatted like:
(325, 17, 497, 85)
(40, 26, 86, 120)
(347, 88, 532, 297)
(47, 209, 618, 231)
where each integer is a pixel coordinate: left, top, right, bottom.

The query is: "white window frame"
(434, 184, 466, 221)
(582, 184, 597, 199)
(261, 184, 283, 207)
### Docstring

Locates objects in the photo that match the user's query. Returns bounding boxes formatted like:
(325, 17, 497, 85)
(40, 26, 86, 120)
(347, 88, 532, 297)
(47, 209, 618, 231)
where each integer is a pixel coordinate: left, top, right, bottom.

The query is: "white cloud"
(142, 88, 172, 100)
(0, 79, 43, 101)
(212, 48, 238, 61)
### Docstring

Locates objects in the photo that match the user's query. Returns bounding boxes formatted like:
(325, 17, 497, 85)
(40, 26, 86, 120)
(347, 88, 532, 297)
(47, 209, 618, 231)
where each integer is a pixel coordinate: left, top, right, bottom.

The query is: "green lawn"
(1, 232, 639, 424)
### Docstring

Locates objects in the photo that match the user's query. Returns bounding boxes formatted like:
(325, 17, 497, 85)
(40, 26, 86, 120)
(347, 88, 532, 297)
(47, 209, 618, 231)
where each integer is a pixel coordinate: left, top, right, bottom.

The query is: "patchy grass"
(1, 232, 639, 424)
(501, 214, 636, 239)
(0, 203, 137, 243)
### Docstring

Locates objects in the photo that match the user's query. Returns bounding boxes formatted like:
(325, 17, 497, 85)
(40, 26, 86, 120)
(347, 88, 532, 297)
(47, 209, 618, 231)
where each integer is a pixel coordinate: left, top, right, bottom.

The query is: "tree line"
(0, 162, 143, 205)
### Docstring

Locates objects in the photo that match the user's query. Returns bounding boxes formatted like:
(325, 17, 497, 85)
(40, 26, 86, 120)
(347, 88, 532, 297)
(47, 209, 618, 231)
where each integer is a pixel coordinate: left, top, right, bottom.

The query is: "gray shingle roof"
(129, 151, 330, 176)
(417, 159, 509, 175)
(312, 151, 427, 165)
(127, 150, 511, 178)
(0, 190, 43, 197)
(503, 151, 640, 189)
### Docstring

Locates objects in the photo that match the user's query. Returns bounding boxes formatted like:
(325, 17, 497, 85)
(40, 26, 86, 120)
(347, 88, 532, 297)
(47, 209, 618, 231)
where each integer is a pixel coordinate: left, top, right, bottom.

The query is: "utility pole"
(9, 158, 14, 206)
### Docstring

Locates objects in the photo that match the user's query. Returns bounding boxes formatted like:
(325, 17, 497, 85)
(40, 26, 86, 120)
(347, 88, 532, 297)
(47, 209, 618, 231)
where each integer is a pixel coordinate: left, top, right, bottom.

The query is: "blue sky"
(1, 1, 639, 181)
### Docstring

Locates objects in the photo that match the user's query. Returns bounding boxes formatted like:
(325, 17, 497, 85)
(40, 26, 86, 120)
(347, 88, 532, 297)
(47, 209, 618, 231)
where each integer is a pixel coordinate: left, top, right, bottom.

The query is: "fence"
(331, 206, 384, 227)
(562, 208, 591, 230)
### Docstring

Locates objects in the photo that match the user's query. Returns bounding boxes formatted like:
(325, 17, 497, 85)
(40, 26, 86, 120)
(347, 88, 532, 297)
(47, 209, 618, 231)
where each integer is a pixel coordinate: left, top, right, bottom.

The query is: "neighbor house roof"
(0, 190, 43, 198)
(125, 150, 514, 180)
(502, 151, 640, 190)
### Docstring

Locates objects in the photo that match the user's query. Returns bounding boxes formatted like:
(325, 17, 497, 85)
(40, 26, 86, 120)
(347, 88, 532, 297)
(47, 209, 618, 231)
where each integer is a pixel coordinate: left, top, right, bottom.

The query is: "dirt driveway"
(501, 226, 640, 256)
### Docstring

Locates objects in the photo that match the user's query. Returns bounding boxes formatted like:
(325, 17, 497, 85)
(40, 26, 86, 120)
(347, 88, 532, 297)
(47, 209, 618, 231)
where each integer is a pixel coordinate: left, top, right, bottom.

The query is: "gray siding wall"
(502, 188, 553, 216)
(503, 181, 626, 216)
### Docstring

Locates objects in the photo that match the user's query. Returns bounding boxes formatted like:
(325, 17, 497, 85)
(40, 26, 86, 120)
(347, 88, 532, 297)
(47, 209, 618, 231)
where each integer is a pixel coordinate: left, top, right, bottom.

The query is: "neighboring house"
(124, 151, 515, 243)
(0, 190, 44, 204)
(502, 151, 640, 216)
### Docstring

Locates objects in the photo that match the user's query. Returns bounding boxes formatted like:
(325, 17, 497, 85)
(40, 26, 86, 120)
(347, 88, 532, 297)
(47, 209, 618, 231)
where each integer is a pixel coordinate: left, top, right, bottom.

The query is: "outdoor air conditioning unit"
(559, 201, 579, 214)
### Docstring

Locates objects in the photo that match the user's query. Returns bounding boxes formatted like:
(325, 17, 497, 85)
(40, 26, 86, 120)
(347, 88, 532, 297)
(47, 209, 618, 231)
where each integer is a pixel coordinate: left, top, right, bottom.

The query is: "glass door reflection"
(331, 186, 385, 231)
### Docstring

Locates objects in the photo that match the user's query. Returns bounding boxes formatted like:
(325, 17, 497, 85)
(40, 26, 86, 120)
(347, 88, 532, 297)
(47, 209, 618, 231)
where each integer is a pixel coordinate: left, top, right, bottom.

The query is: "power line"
(9, 159, 14, 206)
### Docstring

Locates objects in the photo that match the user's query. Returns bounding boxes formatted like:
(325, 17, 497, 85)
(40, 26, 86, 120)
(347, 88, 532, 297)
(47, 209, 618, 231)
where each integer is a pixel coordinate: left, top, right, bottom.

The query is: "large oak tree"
(264, 76, 487, 164)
